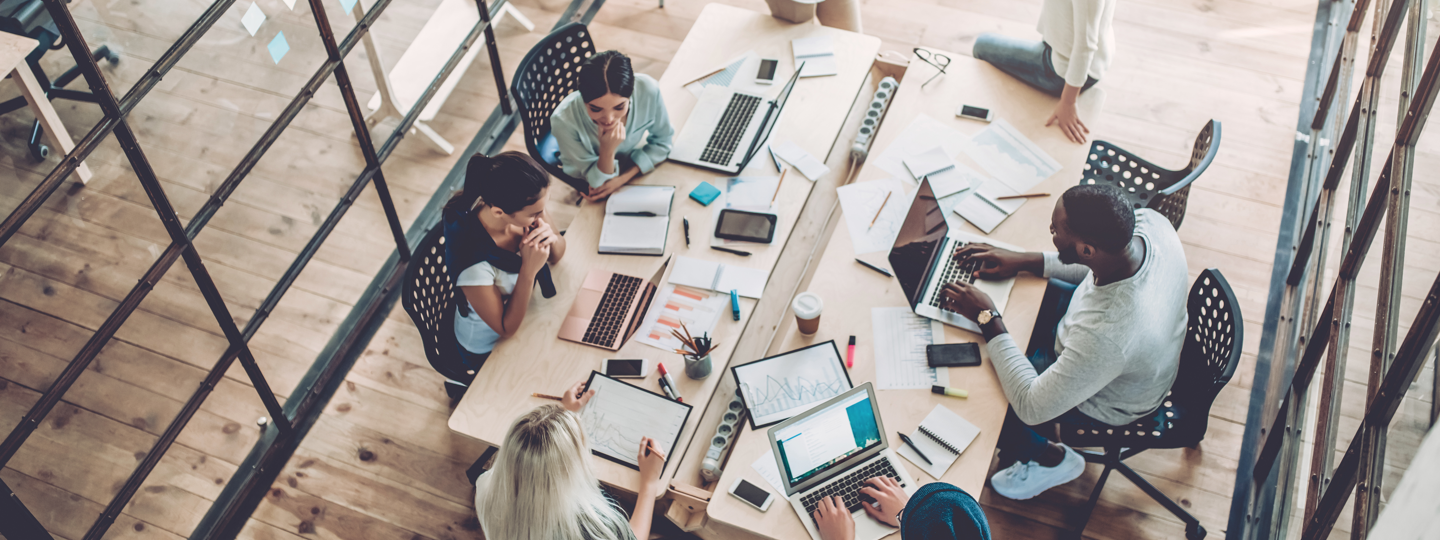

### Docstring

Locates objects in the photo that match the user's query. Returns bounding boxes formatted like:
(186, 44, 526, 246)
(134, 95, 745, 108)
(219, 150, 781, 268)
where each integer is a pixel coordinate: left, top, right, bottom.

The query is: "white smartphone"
(600, 359, 651, 379)
(956, 104, 994, 122)
(756, 58, 780, 85)
(729, 478, 774, 511)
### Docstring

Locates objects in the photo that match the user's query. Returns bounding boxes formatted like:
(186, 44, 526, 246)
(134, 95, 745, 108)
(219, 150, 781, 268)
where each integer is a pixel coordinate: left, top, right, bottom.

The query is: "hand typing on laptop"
(952, 242, 1045, 280)
(812, 477, 912, 540)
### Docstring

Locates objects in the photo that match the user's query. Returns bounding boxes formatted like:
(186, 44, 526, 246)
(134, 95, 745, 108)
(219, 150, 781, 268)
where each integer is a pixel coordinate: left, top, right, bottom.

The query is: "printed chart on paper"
(579, 376, 689, 467)
(736, 345, 852, 427)
(634, 285, 727, 353)
(872, 307, 950, 390)
(962, 118, 1062, 193)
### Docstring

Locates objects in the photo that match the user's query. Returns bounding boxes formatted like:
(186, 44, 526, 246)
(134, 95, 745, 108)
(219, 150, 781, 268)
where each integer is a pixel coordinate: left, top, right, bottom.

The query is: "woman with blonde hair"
(475, 381, 666, 539)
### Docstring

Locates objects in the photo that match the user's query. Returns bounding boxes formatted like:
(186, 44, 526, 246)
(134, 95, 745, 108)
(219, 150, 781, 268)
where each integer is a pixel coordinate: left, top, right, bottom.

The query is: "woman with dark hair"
(551, 50, 674, 201)
(443, 151, 566, 374)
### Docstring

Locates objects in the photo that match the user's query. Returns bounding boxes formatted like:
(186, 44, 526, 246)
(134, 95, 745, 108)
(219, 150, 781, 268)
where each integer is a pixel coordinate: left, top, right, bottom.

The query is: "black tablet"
(579, 371, 693, 471)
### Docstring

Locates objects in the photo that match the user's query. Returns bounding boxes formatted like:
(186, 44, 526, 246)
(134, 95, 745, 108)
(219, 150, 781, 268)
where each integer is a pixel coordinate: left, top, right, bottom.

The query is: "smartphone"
(756, 58, 780, 85)
(926, 343, 983, 368)
(729, 478, 774, 511)
(715, 209, 778, 243)
(601, 359, 651, 379)
(956, 104, 994, 122)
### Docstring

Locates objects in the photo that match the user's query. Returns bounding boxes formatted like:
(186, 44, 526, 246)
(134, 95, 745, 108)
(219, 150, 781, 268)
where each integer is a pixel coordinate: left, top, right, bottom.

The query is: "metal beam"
(0, 479, 55, 540)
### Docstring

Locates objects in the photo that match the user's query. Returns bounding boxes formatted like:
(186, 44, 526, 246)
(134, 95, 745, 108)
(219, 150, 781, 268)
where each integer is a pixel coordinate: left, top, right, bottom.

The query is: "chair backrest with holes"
(401, 223, 465, 380)
(511, 22, 596, 193)
(1059, 268, 1242, 449)
(1078, 120, 1220, 231)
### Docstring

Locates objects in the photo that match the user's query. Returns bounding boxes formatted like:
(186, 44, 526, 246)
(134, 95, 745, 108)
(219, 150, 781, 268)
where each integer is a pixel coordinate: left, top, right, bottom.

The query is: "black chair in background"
(1055, 268, 1242, 540)
(510, 22, 596, 195)
(400, 223, 477, 400)
(1080, 120, 1220, 230)
(0, 0, 119, 160)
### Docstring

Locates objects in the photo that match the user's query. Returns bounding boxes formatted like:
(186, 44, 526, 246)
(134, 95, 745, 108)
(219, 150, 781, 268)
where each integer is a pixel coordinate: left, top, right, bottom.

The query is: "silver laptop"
(669, 63, 803, 174)
(768, 383, 918, 540)
(888, 178, 1019, 333)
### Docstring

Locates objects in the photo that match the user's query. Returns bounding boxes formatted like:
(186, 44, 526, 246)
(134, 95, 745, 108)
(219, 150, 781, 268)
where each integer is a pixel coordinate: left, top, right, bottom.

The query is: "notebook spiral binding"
(917, 425, 961, 454)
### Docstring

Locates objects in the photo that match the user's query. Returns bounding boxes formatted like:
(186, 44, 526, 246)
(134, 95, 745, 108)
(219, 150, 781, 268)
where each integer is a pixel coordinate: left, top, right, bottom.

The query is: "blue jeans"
(995, 279, 1109, 465)
(972, 34, 1098, 98)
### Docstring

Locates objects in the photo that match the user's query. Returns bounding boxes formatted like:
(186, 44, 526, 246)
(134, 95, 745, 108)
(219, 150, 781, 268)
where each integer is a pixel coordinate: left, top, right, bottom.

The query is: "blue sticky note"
(689, 181, 721, 206)
(267, 32, 289, 64)
(339, 0, 357, 13)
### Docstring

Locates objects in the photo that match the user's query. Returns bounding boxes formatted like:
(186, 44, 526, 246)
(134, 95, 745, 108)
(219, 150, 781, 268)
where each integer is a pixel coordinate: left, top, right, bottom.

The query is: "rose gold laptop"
(558, 257, 670, 350)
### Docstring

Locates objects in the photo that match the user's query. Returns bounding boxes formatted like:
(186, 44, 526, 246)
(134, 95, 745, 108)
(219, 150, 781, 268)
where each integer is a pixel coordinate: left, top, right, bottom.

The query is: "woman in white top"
(971, 0, 1116, 144)
(550, 50, 674, 202)
(475, 381, 667, 540)
(443, 152, 567, 382)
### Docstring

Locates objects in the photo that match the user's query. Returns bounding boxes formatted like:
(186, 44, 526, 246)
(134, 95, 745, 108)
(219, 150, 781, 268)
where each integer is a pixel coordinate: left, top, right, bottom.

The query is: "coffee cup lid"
(792, 292, 823, 318)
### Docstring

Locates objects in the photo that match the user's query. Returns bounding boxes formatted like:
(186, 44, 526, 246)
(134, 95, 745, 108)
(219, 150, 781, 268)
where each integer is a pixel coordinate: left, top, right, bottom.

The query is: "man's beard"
(1056, 245, 1080, 265)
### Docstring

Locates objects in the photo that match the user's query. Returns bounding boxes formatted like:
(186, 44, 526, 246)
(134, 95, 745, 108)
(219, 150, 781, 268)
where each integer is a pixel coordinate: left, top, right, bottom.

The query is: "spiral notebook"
(897, 404, 981, 479)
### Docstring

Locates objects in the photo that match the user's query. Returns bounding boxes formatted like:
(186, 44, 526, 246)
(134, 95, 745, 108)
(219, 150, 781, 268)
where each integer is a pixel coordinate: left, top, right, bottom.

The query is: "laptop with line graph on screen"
(732, 340, 854, 430)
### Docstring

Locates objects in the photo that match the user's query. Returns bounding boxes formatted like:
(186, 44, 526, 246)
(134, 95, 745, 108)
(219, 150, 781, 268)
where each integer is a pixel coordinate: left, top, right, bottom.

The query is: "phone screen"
(605, 359, 644, 377)
(733, 479, 771, 508)
(757, 59, 779, 81)
(717, 211, 775, 241)
(961, 105, 989, 118)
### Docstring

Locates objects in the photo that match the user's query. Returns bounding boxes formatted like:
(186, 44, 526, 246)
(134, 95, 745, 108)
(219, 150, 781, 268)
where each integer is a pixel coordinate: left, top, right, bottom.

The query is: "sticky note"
(339, 0, 358, 14)
(282, 0, 296, 9)
(267, 32, 290, 64)
(241, 2, 266, 36)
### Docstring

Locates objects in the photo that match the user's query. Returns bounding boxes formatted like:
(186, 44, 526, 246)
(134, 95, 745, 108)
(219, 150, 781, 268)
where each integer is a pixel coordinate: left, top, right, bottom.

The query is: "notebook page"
(606, 185, 674, 216)
(599, 215, 668, 250)
(897, 405, 981, 479)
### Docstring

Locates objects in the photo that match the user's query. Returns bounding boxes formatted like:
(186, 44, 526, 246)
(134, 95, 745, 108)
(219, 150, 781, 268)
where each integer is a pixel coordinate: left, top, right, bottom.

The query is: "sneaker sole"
(992, 454, 1086, 500)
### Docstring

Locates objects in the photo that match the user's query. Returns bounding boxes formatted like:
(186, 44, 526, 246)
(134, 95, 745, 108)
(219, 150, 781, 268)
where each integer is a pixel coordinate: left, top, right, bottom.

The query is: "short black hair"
(446, 151, 549, 216)
(578, 50, 634, 102)
(1060, 184, 1135, 253)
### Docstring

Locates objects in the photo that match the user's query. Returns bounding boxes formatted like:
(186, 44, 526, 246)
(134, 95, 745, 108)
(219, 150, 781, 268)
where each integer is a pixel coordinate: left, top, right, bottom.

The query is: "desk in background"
(1, 31, 91, 183)
(448, 3, 879, 498)
(697, 51, 1106, 539)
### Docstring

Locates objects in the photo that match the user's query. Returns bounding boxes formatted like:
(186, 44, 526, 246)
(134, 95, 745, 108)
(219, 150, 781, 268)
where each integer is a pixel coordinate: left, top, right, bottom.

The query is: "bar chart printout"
(634, 285, 726, 353)
(735, 342, 853, 427)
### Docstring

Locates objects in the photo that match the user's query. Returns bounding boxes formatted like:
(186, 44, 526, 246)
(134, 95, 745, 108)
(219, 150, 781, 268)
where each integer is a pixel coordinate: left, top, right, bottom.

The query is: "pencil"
(532, 393, 563, 401)
(995, 192, 1050, 200)
(683, 63, 729, 86)
(868, 191, 893, 229)
(771, 168, 787, 204)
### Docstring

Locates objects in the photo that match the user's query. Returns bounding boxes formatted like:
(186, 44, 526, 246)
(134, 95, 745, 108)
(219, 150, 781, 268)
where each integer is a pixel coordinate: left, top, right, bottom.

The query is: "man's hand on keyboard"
(940, 282, 996, 321)
(859, 477, 908, 528)
(953, 243, 1042, 280)
(813, 496, 855, 540)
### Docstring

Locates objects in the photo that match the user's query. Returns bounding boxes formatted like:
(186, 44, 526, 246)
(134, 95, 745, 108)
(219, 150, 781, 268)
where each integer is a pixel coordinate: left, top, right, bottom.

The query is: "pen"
(868, 191, 893, 229)
(657, 363, 684, 402)
(846, 336, 856, 368)
(615, 211, 657, 217)
(730, 289, 741, 321)
(683, 217, 691, 247)
(856, 259, 893, 277)
(995, 192, 1051, 200)
(931, 385, 969, 398)
(711, 246, 752, 256)
(532, 393, 563, 401)
(769, 146, 783, 171)
(898, 432, 933, 465)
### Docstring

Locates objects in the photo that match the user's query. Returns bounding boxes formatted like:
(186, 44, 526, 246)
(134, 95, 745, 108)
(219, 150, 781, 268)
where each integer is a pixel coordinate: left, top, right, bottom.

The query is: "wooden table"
(448, 3, 880, 497)
(699, 50, 1106, 539)
(1, 32, 91, 184)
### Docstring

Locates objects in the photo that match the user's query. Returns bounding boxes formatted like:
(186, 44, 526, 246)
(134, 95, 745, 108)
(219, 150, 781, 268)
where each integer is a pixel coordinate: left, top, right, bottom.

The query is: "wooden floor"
(0, 0, 1433, 538)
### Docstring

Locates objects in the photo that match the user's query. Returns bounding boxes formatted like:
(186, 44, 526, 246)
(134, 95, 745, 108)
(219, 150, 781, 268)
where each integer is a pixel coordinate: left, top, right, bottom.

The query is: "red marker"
(847, 336, 856, 368)
(657, 363, 684, 402)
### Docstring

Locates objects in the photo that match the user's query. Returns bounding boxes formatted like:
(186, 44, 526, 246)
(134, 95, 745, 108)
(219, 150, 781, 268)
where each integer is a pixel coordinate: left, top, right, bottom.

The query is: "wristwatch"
(977, 309, 1002, 325)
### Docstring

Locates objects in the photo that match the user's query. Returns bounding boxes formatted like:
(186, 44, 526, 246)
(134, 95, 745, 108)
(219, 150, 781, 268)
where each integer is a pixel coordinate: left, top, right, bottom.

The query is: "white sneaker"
(989, 444, 1085, 500)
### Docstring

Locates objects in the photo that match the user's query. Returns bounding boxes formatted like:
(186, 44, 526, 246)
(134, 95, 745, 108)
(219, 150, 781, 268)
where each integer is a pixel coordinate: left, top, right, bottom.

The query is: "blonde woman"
(475, 381, 666, 539)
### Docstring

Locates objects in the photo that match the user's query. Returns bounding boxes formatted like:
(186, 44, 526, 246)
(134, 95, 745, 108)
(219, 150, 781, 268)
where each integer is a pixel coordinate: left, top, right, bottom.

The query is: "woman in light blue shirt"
(550, 50, 674, 201)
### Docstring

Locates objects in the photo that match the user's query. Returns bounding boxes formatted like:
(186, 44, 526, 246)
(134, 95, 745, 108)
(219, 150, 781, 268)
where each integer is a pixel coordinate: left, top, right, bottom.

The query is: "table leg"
(11, 65, 92, 184)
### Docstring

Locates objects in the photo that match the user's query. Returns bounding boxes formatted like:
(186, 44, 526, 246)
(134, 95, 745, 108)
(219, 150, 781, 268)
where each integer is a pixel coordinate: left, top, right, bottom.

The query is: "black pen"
(683, 217, 691, 247)
(615, 211, 657, 217)
(711, 246, 751, 257)
(898, 432, 932, 465)
(856, 259, 893, 277)
(769, 146, 783, 171)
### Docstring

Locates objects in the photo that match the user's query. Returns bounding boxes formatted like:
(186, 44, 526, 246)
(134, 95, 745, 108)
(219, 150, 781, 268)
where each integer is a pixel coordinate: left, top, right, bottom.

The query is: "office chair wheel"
(1185, 523, 1206, 540)
(30, 142, 49, 162)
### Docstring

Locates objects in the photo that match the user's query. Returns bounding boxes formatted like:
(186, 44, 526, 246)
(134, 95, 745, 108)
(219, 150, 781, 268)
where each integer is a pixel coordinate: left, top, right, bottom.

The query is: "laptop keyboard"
(582, 274, 643, 346)
(700, 93, 763, 165)
(801, 459, 905, 519)
(927, 242, 981, 311)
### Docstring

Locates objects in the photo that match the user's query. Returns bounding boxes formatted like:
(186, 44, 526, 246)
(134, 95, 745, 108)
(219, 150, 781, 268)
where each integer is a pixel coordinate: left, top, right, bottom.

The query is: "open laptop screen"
(773, 390, 882, 486)
(888, 178, 948, 308)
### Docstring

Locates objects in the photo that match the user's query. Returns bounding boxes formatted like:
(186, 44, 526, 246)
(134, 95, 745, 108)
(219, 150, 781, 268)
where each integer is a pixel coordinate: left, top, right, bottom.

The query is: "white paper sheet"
(904, 147, 977, 198)
(872, 307, 949, 390)
(952, 179, 1025, 234)
(962, 118, 1062, 193)
(772, 140, 830, 181)
(669, 256, 768, 298)
(837, 179, 910, 255)
(633, 284, 727, 353)
(579, 375, 690, 467)
(241, 2, 266, 36)
(874, 115, 971, 183)
(753, 449, 786, 493)
(792, 36, 838, 77)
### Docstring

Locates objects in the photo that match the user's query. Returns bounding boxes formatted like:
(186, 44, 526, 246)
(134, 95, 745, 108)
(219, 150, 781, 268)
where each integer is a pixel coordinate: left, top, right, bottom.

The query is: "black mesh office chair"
(1079, 120, 1220, 230)
(1, 0, 119, 160)
(1055, 269, 1241, 540)
(511, 22, 596, 195)
(400, 223, 477, 400)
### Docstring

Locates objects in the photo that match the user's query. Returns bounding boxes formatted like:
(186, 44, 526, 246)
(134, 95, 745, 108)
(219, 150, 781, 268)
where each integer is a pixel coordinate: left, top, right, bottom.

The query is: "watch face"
(977, 311, 992, 324)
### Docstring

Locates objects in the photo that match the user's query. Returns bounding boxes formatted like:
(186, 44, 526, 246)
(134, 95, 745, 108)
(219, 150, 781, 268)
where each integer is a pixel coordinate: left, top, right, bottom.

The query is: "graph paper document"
(872, 307, 950, 390)
(633, 284, 727, 353)
(733, 341, 854, 429)
(579, 372, 692, 470)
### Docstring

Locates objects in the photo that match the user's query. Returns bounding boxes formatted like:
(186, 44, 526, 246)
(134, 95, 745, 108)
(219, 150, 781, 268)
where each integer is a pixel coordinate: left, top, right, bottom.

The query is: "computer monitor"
(888, 178, 948, 309)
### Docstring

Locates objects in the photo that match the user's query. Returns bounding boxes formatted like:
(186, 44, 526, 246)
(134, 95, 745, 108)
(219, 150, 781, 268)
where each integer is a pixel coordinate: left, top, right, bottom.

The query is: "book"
(896, 404, 981, 479)
(668, 255, 768, 298)
(599, 185, 675, 255)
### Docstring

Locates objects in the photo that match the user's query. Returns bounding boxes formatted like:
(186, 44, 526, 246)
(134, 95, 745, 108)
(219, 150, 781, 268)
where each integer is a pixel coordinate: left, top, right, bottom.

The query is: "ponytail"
(445, 151, 549, 218)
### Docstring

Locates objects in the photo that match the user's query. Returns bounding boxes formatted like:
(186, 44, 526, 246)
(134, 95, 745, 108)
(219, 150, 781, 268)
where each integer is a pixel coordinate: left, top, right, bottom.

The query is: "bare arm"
(461, 278, 536, 339)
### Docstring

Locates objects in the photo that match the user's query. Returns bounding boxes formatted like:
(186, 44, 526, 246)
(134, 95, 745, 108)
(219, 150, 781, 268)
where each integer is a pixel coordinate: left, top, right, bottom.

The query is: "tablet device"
(732, 340, 854, 429)
(715, 209, 778, 243)
(580, 371, 693, 470)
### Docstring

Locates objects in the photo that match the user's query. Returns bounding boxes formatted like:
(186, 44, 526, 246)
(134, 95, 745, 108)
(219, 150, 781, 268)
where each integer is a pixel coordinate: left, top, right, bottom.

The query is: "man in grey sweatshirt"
(941, 184, 1188, 500)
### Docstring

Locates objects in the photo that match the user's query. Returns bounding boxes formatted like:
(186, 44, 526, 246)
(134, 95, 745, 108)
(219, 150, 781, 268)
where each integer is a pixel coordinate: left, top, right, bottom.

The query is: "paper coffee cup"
(792, 292, 823, 335)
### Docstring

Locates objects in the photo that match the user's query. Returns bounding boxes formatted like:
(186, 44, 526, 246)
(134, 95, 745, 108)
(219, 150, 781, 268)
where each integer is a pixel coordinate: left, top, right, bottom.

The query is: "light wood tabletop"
(448, 3, 880, 497)
(701, 50, 1106, 539)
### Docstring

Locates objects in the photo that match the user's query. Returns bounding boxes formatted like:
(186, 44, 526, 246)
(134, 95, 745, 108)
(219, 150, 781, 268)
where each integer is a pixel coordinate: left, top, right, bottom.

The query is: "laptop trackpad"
(852, 508, 898, 540)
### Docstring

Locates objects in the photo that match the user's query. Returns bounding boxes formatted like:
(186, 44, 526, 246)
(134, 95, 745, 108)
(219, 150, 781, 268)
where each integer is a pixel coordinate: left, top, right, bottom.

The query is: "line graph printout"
(734, 341, 853, 428)
(962, 118, 1062, 193)
(873, 307, 950, 390)
(579, 372, 692, 469)
(837, 178, 911, 255)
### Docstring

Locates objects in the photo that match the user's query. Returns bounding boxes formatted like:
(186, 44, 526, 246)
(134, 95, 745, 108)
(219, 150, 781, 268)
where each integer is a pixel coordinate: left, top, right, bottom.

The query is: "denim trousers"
(971, 34, 1098, 97)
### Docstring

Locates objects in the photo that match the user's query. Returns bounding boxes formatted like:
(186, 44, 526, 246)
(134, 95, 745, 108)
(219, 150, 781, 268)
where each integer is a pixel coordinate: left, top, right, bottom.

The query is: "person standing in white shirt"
(972, 0, 1116, 143)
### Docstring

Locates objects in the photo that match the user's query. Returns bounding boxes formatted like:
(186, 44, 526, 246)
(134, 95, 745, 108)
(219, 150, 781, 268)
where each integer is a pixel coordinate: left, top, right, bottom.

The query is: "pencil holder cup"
(684, 354, 713, 379)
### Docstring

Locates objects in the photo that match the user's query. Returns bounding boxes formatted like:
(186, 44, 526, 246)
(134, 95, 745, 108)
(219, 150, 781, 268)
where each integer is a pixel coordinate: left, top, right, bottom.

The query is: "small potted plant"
(672, 323, 719, 380)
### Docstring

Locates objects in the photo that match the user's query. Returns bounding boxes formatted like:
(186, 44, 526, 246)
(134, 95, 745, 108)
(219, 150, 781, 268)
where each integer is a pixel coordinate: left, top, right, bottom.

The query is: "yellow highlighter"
(932, 385, 968, 399)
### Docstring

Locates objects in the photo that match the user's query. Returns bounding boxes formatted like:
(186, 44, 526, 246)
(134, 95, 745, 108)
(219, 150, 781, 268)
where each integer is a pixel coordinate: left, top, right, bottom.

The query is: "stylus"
(856, 259, 893, 277)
